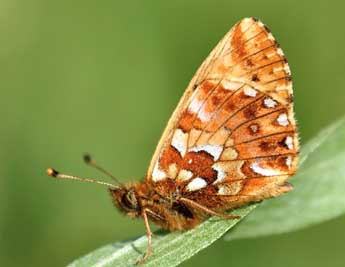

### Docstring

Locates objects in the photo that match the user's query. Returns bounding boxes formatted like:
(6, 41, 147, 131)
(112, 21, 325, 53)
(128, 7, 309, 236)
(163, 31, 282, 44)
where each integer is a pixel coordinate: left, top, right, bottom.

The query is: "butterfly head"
(109, 186, 140, 217)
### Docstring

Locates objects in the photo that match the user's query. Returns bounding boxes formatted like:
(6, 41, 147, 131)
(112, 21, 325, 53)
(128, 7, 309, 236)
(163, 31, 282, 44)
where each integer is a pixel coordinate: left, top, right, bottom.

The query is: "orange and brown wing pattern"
(146, 18, 298, 208)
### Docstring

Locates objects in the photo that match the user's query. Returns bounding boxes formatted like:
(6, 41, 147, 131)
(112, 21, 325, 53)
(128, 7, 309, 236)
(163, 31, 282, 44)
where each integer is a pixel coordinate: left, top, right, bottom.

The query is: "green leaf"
(67, 205, 257, 267)
(226, 117, 345, 240)
(67, 117, 345, 267)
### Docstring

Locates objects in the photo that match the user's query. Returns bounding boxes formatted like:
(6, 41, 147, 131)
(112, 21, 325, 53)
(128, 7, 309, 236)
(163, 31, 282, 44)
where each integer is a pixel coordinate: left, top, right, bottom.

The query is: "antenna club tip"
(47, 167, 59, 177)
(83, 154, 92, 164)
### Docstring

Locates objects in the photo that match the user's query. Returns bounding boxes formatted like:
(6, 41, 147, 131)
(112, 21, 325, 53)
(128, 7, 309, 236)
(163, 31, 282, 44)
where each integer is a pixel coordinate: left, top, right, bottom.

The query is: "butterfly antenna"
(47, 168, 118, 188)
(83, 154, 123, 186)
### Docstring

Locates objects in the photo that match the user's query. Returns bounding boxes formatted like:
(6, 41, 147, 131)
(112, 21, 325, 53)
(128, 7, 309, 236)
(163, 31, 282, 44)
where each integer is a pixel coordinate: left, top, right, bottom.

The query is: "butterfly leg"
(136, 208, 153, 265)
(179, 197, 240, 219)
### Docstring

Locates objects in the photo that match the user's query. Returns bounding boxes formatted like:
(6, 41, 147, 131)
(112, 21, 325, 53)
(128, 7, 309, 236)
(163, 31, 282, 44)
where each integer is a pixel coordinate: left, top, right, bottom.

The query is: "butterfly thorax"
(109, 181, 205, 231)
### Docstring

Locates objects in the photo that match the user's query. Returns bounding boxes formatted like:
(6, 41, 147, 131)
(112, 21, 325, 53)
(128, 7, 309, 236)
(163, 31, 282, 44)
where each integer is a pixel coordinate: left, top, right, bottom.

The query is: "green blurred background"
(1, 0, 345, 266)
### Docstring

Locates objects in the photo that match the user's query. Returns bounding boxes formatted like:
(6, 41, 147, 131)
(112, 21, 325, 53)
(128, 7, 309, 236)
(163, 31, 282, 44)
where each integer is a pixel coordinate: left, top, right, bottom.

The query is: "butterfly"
(48, 17, 299, 265)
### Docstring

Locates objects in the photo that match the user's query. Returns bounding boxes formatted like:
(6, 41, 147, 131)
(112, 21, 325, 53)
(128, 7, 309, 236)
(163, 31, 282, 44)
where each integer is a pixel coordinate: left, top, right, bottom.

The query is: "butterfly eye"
(122, 190, 138, 211)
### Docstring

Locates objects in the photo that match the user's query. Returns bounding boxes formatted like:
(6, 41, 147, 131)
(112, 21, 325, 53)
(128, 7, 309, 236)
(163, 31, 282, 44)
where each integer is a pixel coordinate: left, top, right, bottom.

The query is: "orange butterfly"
(48, 17, 299, 264)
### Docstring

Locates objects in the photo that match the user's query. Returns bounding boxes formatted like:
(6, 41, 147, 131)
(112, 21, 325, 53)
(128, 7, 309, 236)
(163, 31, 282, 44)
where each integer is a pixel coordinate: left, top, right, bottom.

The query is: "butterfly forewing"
(146, 18, 298, 210)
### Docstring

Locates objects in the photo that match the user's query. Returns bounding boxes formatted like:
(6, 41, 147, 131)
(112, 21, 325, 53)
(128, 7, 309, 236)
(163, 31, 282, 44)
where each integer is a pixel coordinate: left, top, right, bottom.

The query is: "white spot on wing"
(264, 98, 277, 108)
(250, 162, 281, 176)
(266, 52, 276, 58)
(241, 18, 254, 29)
(212, 165, 226, 184)
(152, 161, 167, 182)
(257, 21, 264, 27)
(177, 169, 194, 181)
(186, 177, 207, 191)
(188, 97, 203, 114)
(277, 47, 284, 56)
(273, 67, 283, 73)
(285, 136, 294, 150)
(249, 124, 258, 133)
(267, 32, 275, 41)
(286, 156, 292, 168)
(171, 128, 188, 156)
(277, 113, 289, 126)
(222, 80, 243, 91)
(198, 107, 212, 122)
(189, 144, 223, 160)
(272, 65, 291, 74)
(168, 163, 178, 178)
(244, 87, 257, 97)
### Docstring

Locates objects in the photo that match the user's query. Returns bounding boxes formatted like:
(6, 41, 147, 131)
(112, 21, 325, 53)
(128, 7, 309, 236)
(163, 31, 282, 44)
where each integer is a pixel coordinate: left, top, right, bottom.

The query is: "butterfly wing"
(146, 17, 298, 210)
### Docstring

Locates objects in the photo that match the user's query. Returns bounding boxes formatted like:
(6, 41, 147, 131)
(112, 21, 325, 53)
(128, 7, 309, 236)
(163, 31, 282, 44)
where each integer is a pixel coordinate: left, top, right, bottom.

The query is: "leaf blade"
(67, 205, 257, 267)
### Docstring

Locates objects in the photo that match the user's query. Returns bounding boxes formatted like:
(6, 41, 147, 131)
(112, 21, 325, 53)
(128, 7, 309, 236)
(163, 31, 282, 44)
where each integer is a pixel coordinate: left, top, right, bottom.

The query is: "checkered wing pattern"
(146, 17, 298, 210)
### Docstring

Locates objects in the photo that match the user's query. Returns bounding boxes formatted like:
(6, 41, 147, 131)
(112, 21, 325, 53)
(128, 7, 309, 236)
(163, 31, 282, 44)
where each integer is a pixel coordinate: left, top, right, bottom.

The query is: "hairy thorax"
(109, 181, 205, 231)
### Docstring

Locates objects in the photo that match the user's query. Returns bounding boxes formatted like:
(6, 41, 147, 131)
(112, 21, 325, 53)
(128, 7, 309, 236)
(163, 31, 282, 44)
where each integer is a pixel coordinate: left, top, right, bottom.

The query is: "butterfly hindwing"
(146, 18, 298, 210)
